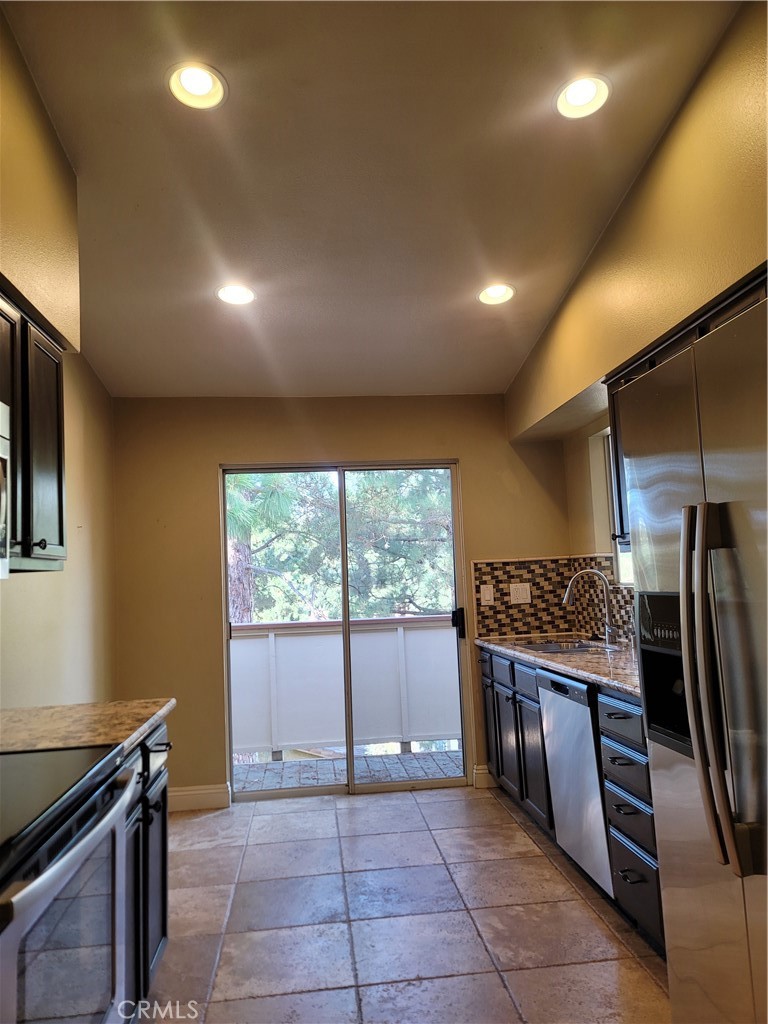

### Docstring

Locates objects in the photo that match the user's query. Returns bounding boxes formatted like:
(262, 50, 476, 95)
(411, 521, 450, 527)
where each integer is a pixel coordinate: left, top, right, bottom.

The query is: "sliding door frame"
(220, 459, 471, 800)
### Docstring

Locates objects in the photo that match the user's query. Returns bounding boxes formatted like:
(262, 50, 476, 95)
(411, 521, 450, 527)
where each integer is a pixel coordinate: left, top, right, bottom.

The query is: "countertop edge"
(475, 638, 641, 699)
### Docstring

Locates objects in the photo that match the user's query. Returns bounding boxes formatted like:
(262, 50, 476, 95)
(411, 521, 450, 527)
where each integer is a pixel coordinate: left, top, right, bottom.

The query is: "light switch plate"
(510, 582, 532, 604)
(480, 584, 494, 605)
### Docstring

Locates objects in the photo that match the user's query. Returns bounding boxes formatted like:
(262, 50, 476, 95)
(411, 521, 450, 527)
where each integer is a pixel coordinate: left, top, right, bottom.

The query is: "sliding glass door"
(225, 464, 465, 796)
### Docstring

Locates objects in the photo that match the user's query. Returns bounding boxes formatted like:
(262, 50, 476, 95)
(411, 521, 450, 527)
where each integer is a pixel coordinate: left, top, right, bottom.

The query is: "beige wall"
(112, 396, 569, 789)
(0, 12, 80, 349)
(1, 354, 115, 707)
(505, 3, 767, 439)
(563, 415, 612, 556)
(0, 11, 113, 710)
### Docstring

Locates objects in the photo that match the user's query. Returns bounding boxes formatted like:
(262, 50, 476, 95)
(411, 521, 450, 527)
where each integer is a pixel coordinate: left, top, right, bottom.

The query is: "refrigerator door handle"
(693, 501, 747, 876)
(680, 504, 727, 865)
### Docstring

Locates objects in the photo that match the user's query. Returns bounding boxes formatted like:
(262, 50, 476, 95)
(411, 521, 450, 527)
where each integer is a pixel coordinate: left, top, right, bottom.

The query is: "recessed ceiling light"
(478, 284, 516, 305)
(217, 284, 255, 305)
(168, 62, 227, 109)
(556, 75, 610, 119)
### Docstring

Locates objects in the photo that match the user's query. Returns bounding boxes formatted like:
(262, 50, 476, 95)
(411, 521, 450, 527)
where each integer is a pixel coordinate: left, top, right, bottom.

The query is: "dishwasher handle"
(537, 671, 591, 706)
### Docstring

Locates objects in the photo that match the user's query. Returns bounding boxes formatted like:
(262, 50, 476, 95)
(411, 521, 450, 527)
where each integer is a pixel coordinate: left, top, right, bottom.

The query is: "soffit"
(4, 1, 737, 397)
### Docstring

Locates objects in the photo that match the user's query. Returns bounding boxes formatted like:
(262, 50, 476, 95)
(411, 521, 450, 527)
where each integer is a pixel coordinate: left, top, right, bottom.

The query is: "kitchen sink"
(517, 639, 620, 654)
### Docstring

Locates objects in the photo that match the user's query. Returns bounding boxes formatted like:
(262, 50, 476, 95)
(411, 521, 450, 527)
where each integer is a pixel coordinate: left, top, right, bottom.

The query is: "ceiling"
(5, 1, 737, 398)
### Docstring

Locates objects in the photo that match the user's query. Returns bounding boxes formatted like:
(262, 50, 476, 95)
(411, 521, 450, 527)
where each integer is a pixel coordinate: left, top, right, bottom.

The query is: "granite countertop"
(475, 634, 640, 699)
(0, 698, 176, 753)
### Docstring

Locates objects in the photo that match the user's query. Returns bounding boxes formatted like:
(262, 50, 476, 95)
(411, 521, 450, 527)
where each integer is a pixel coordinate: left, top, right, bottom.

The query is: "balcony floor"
(233, 750, 464, 792)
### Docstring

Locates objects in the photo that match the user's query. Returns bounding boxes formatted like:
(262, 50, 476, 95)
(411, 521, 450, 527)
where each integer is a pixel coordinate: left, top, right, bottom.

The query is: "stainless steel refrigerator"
(614, 297, 766, 1024)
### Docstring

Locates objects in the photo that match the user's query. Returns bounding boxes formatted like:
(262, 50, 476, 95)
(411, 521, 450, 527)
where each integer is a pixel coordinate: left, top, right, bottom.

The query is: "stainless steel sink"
(517, 639, 621, 654)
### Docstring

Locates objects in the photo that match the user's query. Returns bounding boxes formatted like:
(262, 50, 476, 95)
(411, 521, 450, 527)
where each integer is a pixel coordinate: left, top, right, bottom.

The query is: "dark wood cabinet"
(479, 651, 553, 832)
(495, 683, 522, 800)
(143, 766, 169, 984)
(516, 691, 552, 831)
(1, 289, 67, 572)
(125, 802, 144, 1007)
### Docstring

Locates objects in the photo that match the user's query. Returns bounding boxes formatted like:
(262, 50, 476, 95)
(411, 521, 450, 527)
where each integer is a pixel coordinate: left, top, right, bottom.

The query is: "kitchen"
(0, 2, 765, 1023)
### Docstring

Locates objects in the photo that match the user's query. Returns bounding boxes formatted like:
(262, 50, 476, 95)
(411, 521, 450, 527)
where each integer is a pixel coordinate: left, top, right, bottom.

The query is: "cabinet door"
(482, 677, 500, 778)
(517, 694, 553, 832)
(495, 685, 522, 800)
(25, 324, 66, 559)
(0, 299, 21, 559)
(125, 804, 144, 1004)
(143, 768, 168, 984)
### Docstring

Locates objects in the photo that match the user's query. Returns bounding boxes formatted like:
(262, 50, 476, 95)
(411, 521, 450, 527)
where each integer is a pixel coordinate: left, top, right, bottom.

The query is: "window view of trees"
(225, 468, 455, 624)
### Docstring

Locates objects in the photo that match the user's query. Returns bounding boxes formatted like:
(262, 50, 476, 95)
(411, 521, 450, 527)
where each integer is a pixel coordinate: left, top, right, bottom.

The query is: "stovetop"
(0, 744, 124, 887)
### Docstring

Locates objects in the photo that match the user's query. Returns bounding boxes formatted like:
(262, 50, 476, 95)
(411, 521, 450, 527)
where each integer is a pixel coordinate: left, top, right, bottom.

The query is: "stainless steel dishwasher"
(538, 672, 614, 896)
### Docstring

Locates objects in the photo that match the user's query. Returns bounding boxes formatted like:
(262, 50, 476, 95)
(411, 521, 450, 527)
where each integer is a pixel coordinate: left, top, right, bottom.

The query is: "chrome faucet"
(562, 568, 620, 647)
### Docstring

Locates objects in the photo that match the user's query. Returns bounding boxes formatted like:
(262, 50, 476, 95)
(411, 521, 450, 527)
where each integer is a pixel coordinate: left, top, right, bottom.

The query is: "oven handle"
(0, 768, 137, 930)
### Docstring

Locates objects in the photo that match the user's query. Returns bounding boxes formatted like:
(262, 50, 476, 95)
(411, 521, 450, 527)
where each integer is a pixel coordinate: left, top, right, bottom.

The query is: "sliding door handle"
(680, 504, 726, 865)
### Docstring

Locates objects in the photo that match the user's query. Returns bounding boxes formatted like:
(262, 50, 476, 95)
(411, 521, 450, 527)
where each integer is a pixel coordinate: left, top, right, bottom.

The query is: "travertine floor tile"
(168, 884, 234, 937)
(412, 787, 493, 803)
(360, 973, 522, 1024)
(431, 823, 542, 863)
(253, 794, 337, 814)
(587, 894, 662, 957)
(206, 988, 359, 1024)
(247, 809, 338, 844)
(336, 804, 427, 836)
(341, 830, 441, 871)
(550, 852, 605, 898)
(169, 846, 243, 889)
(227, 874, 346, 931)
(148, 934, 222, 1006)
(335, 791, 417, 809)
(351, 911, 494, 985)
(345, 864, 462, 919)
(638, 954, 670, 993)
(418, 799, 515, 830)
(212, 923, 355, 1000)
(503, 959, 672, 1023)
(472, 900, 630, 970)
(449, 856, 576, 908)
(168, 809, 252, 851)
(239, 837, 342, 881)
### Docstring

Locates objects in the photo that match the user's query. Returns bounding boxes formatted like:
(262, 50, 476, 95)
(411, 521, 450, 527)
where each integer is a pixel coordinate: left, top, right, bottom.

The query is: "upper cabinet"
(0, 292, 66, 571)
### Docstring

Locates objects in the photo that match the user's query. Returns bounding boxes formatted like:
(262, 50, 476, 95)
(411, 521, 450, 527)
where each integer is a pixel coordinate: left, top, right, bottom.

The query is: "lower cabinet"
(143, 767, 169, 984)
(481, 654, 552, 833)
(516, 692, 552, 832)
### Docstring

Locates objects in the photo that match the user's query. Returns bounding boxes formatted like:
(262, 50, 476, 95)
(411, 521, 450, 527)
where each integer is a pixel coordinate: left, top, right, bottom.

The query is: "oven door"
(0, 769, 135, 1024)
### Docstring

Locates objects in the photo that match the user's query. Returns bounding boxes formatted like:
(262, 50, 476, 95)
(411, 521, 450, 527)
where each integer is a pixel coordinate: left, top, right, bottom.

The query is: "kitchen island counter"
(0, 697, 176, 753)
(475, 636, 640, 699)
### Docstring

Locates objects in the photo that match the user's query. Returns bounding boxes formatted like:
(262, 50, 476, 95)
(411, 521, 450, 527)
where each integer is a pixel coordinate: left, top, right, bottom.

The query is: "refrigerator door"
(650, 740, 756, 1024)
(615, 348, 704, 592)
(694, 298, 767, 1022)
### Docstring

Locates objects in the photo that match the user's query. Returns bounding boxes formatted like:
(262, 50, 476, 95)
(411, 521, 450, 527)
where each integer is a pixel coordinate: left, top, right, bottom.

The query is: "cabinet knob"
(32, 538, 47, 550)
(504, 694, 514, 704)
(150, 799, 163, 813)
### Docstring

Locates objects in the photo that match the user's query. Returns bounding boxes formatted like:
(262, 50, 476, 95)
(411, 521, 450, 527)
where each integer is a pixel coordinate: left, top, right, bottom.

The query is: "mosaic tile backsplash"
(472, 554, 634, 640)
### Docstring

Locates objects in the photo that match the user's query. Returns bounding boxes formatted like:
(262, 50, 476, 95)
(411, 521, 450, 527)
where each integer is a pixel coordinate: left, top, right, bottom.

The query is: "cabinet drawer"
(598, 694, 645, 749)
(478, 649, 491, 675)
(490, 654, 514, 687)
(604, 779, 656, 856)
(601, 736, 651, 802)
(514, 662, 538, 700)
(609, 827, 664, 948)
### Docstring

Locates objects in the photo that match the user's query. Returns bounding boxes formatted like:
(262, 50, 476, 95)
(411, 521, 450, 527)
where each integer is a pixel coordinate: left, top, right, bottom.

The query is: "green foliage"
(225, 469, 455, 623)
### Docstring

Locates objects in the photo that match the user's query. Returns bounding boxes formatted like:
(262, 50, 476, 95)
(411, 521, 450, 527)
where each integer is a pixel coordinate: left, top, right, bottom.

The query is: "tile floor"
(233, 751, 464, 792)
(152, 787, 671, 1023)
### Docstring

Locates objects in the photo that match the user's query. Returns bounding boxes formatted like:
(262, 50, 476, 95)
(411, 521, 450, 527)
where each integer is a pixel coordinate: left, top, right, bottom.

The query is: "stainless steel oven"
(0, 400, 9, 579)
(0, 767, 137, 1024)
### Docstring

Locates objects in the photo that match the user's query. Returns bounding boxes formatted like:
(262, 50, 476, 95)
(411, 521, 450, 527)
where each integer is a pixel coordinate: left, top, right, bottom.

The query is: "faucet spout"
(561, 568, 619, 646)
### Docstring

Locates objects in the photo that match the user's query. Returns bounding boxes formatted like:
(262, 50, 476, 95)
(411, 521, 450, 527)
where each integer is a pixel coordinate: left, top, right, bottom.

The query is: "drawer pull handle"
(482, 681, 492, 690)
(150, 741, 173, 753)
(613, 803, 638, 815)
(504, 695, 514, 704)
(619, 868, 646, 885)
(608, 756, 634, 766)
(605, 712, 632, 720)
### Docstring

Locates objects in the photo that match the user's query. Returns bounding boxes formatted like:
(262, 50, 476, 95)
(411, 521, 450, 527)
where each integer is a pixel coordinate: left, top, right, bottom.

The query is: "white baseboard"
(472, 764, 498, 789)
(168, 784, 231, 812)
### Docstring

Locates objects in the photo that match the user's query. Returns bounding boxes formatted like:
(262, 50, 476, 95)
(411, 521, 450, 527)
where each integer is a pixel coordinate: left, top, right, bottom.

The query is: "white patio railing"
(229, 615, 462, 756)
